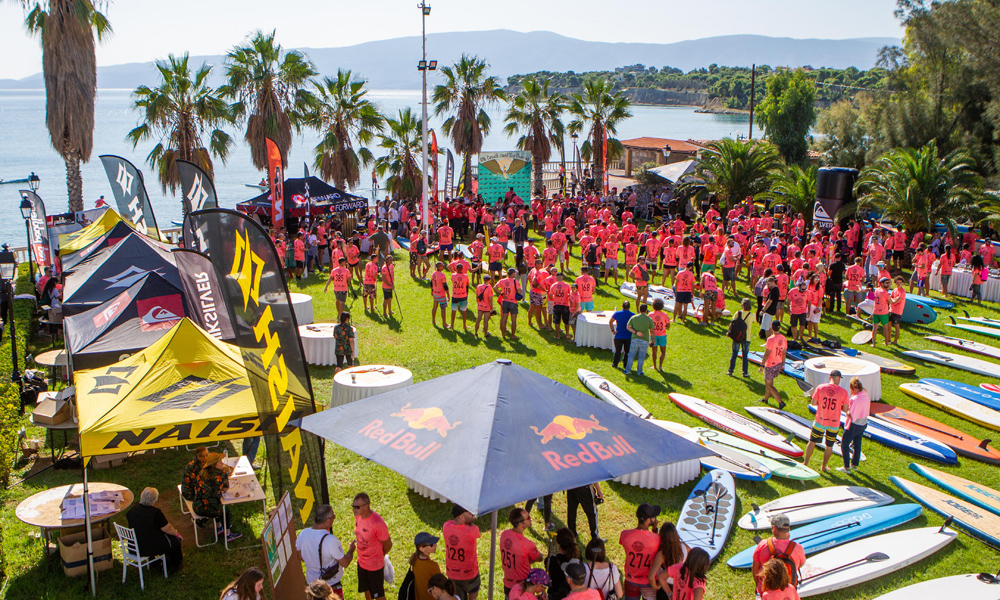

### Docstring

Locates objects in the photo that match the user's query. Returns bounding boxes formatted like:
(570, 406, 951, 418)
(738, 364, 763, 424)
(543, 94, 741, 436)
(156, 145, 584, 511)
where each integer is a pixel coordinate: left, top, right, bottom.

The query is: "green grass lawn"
(3, 245, 1000, 600)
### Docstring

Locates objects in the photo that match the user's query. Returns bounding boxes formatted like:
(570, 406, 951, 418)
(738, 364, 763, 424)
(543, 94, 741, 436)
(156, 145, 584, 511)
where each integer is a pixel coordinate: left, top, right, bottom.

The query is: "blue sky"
(0, 0, 903, 80)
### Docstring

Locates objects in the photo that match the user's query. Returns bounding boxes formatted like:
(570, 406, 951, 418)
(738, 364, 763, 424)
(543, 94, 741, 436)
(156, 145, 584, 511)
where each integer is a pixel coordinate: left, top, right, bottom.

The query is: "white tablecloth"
(289, 292, 314, 325)
(330, 365, 413, 407)
(615, 419, 703, 489)
(804, 356, 882, 401)
(574, 311, 616, 350)
(298, 324, 359, 366)
(928, 266, 1000, 302)
(405, 478, 450, 503)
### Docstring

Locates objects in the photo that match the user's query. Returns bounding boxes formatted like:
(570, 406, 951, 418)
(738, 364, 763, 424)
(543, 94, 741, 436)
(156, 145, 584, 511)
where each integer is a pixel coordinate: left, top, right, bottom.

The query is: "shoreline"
(694, 107, 751, 115)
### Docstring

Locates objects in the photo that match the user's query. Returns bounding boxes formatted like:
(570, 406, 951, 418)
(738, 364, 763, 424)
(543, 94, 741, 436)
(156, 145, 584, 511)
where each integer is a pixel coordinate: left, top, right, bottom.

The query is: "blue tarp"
(300, 359, 712, 516)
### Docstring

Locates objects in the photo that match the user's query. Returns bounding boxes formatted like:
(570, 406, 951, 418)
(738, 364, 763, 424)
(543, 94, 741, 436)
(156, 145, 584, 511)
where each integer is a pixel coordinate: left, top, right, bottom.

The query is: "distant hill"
(0, 30, 898, 91)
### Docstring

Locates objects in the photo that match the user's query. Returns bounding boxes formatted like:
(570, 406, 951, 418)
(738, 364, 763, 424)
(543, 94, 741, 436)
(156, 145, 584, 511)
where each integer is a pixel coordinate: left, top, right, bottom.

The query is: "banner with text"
(19, 190, 53, 269)
(266, 138, 285, 231)
(172, 248, 235, 342)
(99, 155, 161, 240)
(176, 159, 219, 215)
(478, 151, 531, 204)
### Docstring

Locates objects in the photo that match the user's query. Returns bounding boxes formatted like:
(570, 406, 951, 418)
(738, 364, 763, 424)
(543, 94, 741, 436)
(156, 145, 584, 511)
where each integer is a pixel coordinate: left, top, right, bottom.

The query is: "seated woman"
(181, 446, 208, 504)
(125, 487, 183, 573)
(194, 452, 240, 542)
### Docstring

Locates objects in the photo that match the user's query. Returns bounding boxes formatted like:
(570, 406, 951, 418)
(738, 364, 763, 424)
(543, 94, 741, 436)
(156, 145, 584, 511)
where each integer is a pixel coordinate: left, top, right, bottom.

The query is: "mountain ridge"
(0, 29, 898, 91)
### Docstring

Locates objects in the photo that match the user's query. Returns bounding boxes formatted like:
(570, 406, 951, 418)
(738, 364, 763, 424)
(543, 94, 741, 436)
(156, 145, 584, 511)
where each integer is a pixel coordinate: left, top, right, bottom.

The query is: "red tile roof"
(620, 137, 705, 153)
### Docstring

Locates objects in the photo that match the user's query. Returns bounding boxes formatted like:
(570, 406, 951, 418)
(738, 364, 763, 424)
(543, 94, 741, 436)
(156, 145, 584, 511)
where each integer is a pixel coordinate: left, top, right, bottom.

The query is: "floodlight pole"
(419, 2, 432, 245)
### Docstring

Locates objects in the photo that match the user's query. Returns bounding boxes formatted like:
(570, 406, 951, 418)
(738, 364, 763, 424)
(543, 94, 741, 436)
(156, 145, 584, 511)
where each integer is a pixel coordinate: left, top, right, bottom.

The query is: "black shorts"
(790, 313, 807, 328)
(296, 260, 304, 268)
(722, 267, 735, 282)
(893, 250, 905, 260)
(453, 575, 482, 597)
(553, 304, 570, 324)
(676, 291, 693, 304)
(383, 289, 393, 300)
(489, 261, 502, 272)
(357, 565, 386, 598)
(889, 312, 902, 324)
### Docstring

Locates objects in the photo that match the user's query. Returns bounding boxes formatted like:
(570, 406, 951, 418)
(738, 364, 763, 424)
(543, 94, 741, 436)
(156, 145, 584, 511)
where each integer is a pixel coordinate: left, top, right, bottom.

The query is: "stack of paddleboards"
(745, 406, 865, 461)
(670, 394, 803, 457)
(893, 467, 1000, 548)
(747, 351, 806, 380)
(727, 503, 923, 568)
(677, 470, 736, 562)
(901, 382, 1000, 432)
(692, 427, 818, 480)
(738, 486, 895, 530)
(947, 312, 1000, 339)
(808, 404, 957, 464)
(902, 349, 999, 379)
(650, 420, 772, 481)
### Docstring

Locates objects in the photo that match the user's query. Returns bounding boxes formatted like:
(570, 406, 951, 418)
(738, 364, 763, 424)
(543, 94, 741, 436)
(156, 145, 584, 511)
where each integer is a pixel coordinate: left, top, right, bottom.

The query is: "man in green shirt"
(624, 304, 654, 376)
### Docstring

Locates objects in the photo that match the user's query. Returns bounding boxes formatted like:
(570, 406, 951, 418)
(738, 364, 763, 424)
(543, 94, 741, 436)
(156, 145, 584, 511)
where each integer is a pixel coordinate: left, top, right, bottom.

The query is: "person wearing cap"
(509, 568, 551, 600)
(875, 261, 890, 283)
(306, 580, 337, 600)
(410, 532, 442, 600)
(500, 508, 543, 596)
(496, 268, 524, 340)
(619, 503, 660, 600)
(751, 514, 804, 597)
(443, 505, 482, 600)
(888, 276, 906, 344)
(803, 370, 849, 472)
(353, 492, 392, 600)
(297, 504, 355, 596)
(871, 277, 892, 347)
(935, 243, 955, 298)
(562, 562, 602, 600)
(193, 451, 240, 542)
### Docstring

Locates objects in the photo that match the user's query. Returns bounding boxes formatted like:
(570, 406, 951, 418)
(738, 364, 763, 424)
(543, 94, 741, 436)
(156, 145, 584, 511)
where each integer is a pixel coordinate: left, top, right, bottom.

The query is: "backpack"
(767, 539, 801, 587)
(727, 311, 749, 342)
(586, 243, 599, 265)
(397, 568, 416, 600)
(415, 238, 427, 255)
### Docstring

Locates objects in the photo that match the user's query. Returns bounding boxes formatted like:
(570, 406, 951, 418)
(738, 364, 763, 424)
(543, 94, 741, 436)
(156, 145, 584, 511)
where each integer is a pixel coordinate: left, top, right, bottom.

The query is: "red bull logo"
(391, 403, 461, 437)
(531, 415, 635, 471)
(531, 414, 607, 444)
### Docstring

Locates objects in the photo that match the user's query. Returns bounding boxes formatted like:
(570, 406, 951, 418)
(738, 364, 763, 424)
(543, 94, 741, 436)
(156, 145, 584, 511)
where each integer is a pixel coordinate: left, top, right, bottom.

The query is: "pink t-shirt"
(442, 520, 480, 579)
(764, 334, 788, 367)
(499, 530, 542, 589)
(666, 563, 705, 600)
(354, 512, 390, 570)
(619, 529, 660, 584)
(762, 585, 801, 600)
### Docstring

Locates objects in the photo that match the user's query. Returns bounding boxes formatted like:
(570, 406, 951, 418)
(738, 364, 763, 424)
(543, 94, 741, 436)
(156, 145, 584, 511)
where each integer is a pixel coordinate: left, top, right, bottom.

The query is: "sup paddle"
(698, 430, 800, 466)
(792, 520, 861, 543)
(701, 444, 770, 478)
(798, 552, 890, 583)
(751, 495, 875, 516)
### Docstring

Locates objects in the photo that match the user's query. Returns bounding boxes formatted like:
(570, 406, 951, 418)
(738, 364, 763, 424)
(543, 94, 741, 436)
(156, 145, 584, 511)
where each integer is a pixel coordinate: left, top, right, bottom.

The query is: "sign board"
(263, 492, 306, 600)
(478, 151, 531, 204)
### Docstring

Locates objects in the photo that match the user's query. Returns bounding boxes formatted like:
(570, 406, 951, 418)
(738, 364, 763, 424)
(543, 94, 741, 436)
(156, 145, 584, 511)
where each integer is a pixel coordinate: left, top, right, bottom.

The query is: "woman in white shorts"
(807, 273, 823, 339)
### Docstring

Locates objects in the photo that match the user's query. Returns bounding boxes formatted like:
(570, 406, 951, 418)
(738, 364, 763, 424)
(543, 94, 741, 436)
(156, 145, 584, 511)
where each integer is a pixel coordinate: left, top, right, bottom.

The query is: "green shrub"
(634, 162, 662, 185)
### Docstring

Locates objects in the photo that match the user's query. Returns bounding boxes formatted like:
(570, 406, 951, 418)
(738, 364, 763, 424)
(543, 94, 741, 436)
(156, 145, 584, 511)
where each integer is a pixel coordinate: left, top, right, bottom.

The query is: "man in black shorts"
(353, 492, 392, 600)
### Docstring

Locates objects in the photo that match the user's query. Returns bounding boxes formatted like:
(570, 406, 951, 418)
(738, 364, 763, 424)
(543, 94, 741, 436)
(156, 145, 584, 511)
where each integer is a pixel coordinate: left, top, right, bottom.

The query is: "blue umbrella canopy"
(301, 359, 711, 516)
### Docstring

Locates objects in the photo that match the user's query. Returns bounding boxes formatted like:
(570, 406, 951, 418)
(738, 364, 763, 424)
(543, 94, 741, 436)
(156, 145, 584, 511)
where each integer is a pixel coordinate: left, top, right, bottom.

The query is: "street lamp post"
(19, 197, 34, 286)
(417, 2, 437, 245)
(0, 245, 21, 401)
(571, 133, 579, 194)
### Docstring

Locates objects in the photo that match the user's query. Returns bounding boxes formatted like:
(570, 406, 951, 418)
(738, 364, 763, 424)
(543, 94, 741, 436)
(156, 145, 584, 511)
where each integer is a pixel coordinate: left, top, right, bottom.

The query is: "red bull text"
(356, 404, 461, 460)
(531, 415, 635, 471)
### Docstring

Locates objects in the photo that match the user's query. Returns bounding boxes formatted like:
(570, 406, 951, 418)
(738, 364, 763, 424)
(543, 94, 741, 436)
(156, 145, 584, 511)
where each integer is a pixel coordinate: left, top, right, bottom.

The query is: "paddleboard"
(926, 335, 1000, 360)
(744, 406, 865, 461)
(860, 296, 937, 324)
(796, 526, 958, 597)
(738, 486, 895, 531)
(649, 420, 771, 481)
(577, 369, 653, 419)
(902, 350, 1000, 379)
(876, 405, 1000, 465)
(692, 427, 819, 480)
(909, 463, 1000, 517)
(873, 574, 1000, 600)
(892, 476, 1000, 548)
(900, 382, 1000, 431)
(946, 322, 1000, 339)
(670, 393, 803, 457)
(747, 351, 806, 380)
(958, 312, 1000, 329)
(909, 293, 954, 309)
(726, 503, 923, 569)
(677, 470, 736, 562)
(984, 383, 1000, 394)
(808, 404, 958, 464)
(921, 378, 1000, 412)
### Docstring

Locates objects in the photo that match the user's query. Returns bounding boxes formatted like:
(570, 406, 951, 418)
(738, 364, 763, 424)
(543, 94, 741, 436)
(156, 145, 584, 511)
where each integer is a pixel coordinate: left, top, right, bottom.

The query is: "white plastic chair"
(177, 484, 189, 515)
(184, 497, 218, 548)
(114, 523, 167, 590)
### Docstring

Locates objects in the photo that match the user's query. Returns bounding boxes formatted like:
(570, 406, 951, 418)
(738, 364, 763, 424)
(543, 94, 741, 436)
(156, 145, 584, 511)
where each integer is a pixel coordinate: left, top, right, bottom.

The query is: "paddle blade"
(753, 534, 762, 544)
(940, 515, 954, 533)
(842, 348, 858, 357)
(867, 552, 890, 562)
(751, 503, 761, 513)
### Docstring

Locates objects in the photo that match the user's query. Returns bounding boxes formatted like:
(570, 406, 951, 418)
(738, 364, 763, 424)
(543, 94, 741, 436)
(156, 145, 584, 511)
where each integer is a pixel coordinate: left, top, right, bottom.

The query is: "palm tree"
(126, 54, 233, 197)
(306, 70, 384, 190)
(758, 164, 818, 227)
(678, 138, 783, 209)
(17, 0, 112, 211)
(433, 54, 506, 192)
(374, 108, 423, 201)
(503, 77, 566, 196)
(219, 29, 315, 170)
(853, 141, 985, 234)
(567, 79, 633, 191)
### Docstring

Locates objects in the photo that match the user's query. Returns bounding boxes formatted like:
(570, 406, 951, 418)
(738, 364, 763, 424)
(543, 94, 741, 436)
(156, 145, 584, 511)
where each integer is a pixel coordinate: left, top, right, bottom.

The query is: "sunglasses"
(352, 504, 368, 510)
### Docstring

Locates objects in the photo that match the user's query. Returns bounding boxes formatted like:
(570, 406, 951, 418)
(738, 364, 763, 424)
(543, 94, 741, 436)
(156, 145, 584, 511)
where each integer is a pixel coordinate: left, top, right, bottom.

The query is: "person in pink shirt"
(935, 244, 955, 297)
(752, 515, 805, 597)
(673, 262, 695, 322)
(840, 377, 870, 473)
(803, 370, 849, 472)
(475, 275, 494, 337)
(970, 255, 986, 304)
(666, 549, 709, 600)
(508, 569, 550, 600)
(324, 257, 354, 316)
(353, 493, 393, 600)
(759, 558, 800, 600)
(293, 233, 306, 279)
(450, 264, 470, 331)
(759, 321, 787, 409)
(981, 240, 996, 268)
(871, 277, 892, 347)
(576, 267, 596, 311)
(698, 269, 720, 325)
(499, 509, 542, 595)
(442, 505, 481, 598)
(551, 229, 568, 272)
(888, 276, 906, 344)
(430, 262, 450, 328)
(604, 238, 620, 284)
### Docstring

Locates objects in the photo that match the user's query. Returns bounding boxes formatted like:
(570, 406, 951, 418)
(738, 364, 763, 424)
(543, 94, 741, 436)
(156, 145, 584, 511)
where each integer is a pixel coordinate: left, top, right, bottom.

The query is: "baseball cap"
(771, 513, 791, 530)
(636, 503, 661, 520)
(563, 563, 587, 584)
(527, 568, 551, 586)
(451, 504, 469, 518)
(414, 532, 439, 547)
(830, 369, 843, 379)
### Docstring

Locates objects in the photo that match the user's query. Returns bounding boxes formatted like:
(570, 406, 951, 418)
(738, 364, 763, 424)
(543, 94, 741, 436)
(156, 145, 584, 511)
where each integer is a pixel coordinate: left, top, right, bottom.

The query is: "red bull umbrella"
(300, 359, 711, 515)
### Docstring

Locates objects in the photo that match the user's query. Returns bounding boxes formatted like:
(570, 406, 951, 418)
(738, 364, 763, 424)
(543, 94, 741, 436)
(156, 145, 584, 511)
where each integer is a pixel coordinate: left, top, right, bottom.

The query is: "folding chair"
(114, 523, 167, 590)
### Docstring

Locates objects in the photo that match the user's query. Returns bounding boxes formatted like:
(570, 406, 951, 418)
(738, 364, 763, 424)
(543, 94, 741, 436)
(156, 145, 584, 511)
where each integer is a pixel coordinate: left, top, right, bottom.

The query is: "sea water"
(0, 88, 750, 244)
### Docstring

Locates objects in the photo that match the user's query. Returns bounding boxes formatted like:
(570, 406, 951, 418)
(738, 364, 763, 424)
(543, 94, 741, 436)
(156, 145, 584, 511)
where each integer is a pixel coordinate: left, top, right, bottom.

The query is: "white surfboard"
(577, 369, 652, 418)
(744, 406, 865, 461)
(650, 420, 771, 481)
(873, 574, 1000, 600)
(738, 486, 894, 530)
(900, 382, 1000, 432)
(677, 470, 736, 562)
(925, 335, 1000, 360)
(902, 350, 1000, 379)
(797, 526, 958, 597)
(670, 393, 802, 457)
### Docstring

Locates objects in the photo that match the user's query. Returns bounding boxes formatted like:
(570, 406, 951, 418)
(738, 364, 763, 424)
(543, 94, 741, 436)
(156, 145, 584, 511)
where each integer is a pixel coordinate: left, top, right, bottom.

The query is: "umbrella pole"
(84, 463, 96, 596)
(488, 510, 498, 600)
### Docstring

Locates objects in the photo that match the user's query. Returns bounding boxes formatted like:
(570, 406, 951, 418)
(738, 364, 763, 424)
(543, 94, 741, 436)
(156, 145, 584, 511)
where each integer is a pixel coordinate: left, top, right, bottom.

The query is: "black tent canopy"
(61, 220, 138, 273)
(64, 272, 186, 371)
(237, 176, 367, 218)
(62, 233, 180, 317)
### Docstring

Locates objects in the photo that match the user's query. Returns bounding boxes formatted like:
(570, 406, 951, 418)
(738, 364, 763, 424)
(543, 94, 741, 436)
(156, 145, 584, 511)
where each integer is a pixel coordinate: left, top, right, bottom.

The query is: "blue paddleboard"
(749, 351, 805, 380)
(920, 378, 1000, 412)
(909, 294, 954, 310)
(726, 503, 923, 568)
(901, 297, 937, 325)
(809, 405, 958, 464)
